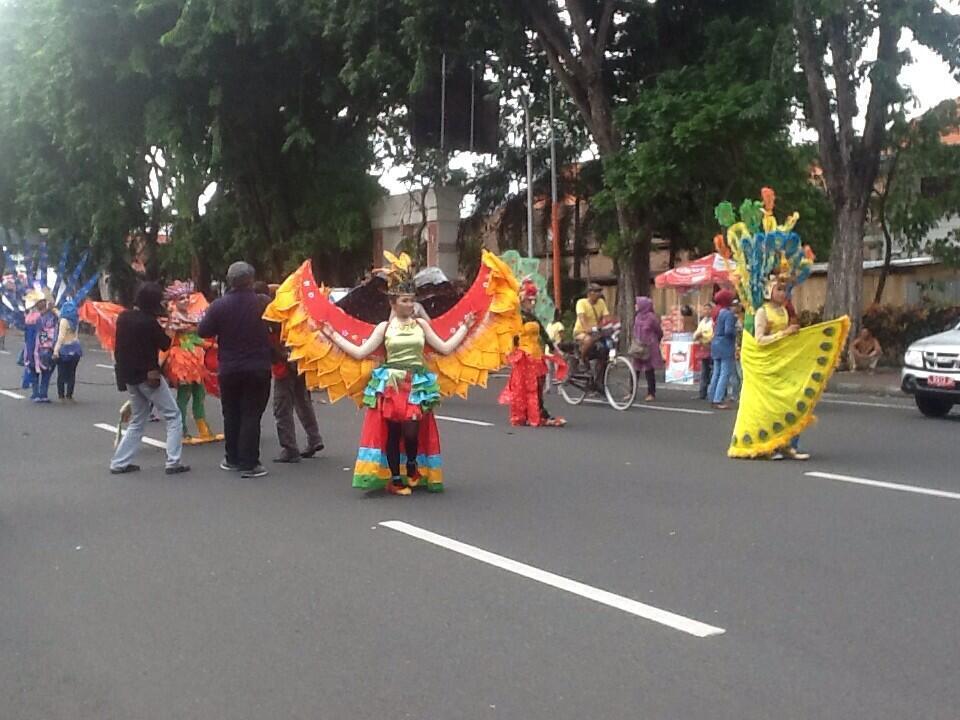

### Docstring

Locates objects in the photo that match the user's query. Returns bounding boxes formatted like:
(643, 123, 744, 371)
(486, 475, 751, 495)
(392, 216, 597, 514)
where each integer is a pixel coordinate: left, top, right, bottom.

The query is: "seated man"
(849, 327, 882, 373)
(574, 283, 612, 366)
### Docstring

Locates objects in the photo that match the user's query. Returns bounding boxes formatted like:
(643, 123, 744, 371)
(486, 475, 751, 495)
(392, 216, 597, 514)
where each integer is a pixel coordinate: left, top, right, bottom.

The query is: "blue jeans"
(30, 368, 53, 400)
(728, 360, 742, 400)
(708, 357, 732, 404)
(110, 379, 183, 470)
(57, 356, 80, 398)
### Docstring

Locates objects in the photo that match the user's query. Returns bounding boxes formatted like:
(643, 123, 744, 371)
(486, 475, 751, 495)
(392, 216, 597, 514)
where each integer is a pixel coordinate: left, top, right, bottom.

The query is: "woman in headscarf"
(53, 299, 83, 401)
(632, 296, 664, 402)
(708, 289, 737, 410)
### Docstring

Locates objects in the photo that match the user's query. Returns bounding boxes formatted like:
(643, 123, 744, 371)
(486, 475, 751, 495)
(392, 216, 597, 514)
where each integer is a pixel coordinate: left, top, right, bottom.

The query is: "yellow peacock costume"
(714, 188, 850, 459)
(264, 250, 521, 492)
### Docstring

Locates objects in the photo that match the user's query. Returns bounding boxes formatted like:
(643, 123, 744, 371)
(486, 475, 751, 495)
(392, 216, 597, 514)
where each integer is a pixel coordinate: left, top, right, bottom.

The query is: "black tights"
(386, 420, 420, 479)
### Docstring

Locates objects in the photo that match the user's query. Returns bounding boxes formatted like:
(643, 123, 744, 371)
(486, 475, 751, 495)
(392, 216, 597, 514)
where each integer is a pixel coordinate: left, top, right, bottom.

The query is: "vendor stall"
(654, 253, 733, 385)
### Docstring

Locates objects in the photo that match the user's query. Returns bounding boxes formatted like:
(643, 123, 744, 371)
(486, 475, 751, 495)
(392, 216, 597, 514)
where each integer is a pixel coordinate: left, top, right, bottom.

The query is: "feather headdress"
(713, 187, 813, 315)
(376, 251, 416, 296)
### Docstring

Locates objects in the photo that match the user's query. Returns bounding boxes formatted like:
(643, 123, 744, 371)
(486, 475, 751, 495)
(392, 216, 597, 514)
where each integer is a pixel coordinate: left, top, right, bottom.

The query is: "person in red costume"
(499, 279, 567, 427)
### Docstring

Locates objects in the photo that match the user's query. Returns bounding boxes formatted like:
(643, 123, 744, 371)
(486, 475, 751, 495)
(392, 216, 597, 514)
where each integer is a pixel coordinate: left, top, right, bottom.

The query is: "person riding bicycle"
(574, 283, 612, 368)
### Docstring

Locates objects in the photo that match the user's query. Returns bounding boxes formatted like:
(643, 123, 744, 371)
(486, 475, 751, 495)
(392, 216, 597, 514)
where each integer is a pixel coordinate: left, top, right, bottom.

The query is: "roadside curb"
(826, 372, 903, 398)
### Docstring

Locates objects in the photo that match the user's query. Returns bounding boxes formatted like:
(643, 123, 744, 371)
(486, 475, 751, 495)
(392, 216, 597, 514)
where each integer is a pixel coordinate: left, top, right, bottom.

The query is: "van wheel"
(916, 395, 954, 418)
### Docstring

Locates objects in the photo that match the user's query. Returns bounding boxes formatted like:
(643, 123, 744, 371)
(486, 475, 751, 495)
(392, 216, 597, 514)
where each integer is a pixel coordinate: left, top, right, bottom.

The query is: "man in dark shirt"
(199, 262, 272, 478)
(110, 283, 190, 475)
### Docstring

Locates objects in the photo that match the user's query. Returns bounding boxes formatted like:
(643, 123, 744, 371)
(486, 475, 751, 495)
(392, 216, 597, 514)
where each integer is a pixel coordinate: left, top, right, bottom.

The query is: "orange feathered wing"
(424, 251, 521, 397)
(79, 301, 125, 352)
(264, 250, 522, 405)
(263, 263, 381, 405)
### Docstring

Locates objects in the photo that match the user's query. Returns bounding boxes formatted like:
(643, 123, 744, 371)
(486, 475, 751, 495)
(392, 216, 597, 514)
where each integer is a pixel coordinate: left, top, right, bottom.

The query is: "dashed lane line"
(582, 397, 714, 415)
(819, 397, 913, 410)
(94, 423, 167, 449)
(805, 471, 960, 501)
(434, 415, 495, 427)
(380, 520, 726, 638)
(0, 389, 25, 399)
(96, 364, 115, 370)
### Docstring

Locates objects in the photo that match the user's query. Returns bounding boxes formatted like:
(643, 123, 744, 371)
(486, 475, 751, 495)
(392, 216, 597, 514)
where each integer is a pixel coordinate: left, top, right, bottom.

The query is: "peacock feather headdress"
(713, 187, 814, 316)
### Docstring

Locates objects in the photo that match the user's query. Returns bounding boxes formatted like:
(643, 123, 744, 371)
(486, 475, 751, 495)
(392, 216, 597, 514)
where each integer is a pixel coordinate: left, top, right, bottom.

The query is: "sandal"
(385, 477, 411, 496)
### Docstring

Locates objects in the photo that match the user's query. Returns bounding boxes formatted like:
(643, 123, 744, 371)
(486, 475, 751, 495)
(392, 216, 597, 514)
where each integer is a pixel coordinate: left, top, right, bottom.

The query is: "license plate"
(927, 375, 956, 388)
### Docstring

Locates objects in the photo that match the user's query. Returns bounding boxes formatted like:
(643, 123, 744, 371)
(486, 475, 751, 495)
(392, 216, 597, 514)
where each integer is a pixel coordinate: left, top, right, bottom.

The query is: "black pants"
(699, 358, 713, 400)
(56, 356, 80, 398)
(220, 370, 271, 470)
(385, 421, 419, 479)
(644, 368, 656, 397)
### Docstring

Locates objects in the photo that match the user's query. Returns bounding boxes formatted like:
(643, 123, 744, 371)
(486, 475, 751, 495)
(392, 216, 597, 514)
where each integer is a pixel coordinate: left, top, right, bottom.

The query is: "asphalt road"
(1, 343, 959, 719)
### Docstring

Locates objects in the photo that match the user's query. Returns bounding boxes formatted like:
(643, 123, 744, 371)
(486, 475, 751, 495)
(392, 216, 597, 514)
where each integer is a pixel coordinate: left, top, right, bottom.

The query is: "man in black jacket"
(110, 283, 190, 475)
(199, 262, 272, 478)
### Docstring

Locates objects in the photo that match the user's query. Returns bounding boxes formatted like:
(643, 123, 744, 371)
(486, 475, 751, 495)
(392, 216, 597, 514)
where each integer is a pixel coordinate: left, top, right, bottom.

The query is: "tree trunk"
(614, 200, 644, 345)
(824, 204, 867, 335)
(874, 215, 894, 306)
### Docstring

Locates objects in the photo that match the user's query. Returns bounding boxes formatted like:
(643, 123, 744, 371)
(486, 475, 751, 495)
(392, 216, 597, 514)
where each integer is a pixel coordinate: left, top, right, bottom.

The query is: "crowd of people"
(6, 188, 857, 485)
(107, 262, 325, 479)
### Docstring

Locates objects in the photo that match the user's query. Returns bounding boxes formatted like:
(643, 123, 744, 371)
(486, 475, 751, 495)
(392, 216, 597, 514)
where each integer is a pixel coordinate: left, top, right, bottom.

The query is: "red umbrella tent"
(655, 253, 732, 289)
(654, 253, 734, 386)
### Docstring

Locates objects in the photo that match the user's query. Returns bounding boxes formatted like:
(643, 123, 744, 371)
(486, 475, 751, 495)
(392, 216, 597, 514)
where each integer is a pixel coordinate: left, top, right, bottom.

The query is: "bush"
(863, 304, 960, 364)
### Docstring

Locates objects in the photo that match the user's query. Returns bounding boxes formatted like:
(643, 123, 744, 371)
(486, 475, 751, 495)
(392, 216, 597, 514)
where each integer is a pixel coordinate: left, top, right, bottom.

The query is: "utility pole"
(523, 94, 535, 260)
(549, 81, 561, 309)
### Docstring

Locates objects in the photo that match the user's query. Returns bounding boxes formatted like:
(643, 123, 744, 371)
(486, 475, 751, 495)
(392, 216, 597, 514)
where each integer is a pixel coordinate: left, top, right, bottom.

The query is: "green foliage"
(604, 13, 830, 259)
(877, 99, 960, 268)
(0, 0, 384, 292)
(863, 303, 960, 363)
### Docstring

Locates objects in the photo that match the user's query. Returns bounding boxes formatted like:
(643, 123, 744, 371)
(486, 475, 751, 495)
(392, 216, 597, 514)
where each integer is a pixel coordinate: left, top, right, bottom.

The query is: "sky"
(377, 5, 960, 218)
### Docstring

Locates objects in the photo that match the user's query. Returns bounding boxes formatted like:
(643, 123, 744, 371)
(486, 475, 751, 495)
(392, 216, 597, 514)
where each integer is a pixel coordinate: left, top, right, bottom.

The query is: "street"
(1, 344, 959, 720)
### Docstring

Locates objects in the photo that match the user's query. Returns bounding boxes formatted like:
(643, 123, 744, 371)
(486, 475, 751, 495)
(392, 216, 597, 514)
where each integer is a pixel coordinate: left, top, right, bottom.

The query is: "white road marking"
(94, 423, 166, 449)
(820, 398, 912, 410)
(434, 415, 495, 427)
(806, 472, 960, 501)
(0, 349, 10, 355)
(582, 397, 714, 415)
(380, 520, 726, 638)
(0, 389, 25, 399)
(96, 363, 114, 370)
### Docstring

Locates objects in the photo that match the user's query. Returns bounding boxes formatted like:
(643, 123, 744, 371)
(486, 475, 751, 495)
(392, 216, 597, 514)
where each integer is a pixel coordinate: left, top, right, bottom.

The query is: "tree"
(605, 14, 834, 267)
(794, 0, 960, 332)
(872, 99, 960, 303)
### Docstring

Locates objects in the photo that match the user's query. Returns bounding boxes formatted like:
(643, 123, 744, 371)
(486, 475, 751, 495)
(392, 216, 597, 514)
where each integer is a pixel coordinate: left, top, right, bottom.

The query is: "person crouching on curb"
(110, 283, 190, 475)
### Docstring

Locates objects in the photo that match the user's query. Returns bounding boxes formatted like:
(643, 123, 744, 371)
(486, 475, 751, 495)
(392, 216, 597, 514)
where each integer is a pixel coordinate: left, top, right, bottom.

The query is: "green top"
(384, 319, 426, 370)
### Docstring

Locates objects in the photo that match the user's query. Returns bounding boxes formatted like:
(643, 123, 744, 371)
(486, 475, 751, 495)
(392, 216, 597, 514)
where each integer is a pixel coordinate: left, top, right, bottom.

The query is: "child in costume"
(714, 188, 849, 460)
(264, 250, 522, 496)
(499, 278, 566, 427)
(22, 289, 58, 403)
(162, 281, 222, 444)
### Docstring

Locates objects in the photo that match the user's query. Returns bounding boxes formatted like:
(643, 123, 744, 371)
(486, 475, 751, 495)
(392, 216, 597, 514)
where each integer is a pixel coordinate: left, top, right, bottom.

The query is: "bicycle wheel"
(604, 356, 637, 411)
(557, 360, 588, 406)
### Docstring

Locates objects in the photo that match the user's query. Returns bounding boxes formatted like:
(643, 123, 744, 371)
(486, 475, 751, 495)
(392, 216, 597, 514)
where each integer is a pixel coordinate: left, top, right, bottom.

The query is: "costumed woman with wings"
(265, 250, 522, 496)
